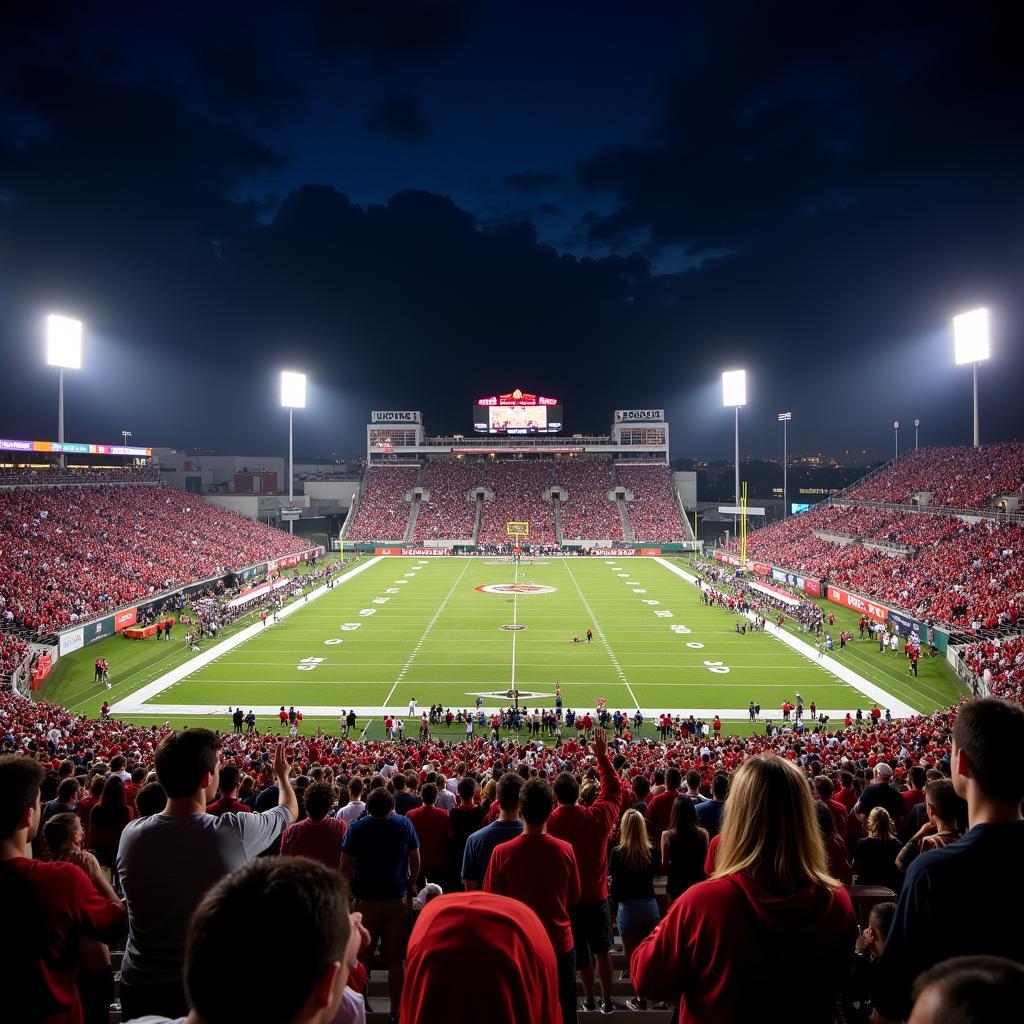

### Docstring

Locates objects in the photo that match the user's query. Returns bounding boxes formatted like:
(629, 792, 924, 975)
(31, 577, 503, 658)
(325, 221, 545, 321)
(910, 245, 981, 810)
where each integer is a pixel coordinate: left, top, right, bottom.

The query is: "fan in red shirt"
(484, 776, 581, 1024)
(206, 765, 253, 817)
(405, 783, 451, 886)
(631, 755, 856, 1023)
(548, 727, 622, 1013)
(646, 766, 683, 842)
(280, 781, 346, 867)
(402, 892, 560, 1024)
(0, 755, 125, 1024)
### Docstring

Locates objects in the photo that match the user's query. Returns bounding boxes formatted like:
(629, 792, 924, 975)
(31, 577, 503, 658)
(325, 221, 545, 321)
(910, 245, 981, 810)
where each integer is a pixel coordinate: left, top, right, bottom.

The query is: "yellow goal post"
(506, 522, 530, 539)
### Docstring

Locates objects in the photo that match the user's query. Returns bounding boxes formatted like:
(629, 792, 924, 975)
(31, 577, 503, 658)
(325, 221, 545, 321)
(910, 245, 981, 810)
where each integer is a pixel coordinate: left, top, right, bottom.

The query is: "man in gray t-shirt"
(117, 730, 297, 1021)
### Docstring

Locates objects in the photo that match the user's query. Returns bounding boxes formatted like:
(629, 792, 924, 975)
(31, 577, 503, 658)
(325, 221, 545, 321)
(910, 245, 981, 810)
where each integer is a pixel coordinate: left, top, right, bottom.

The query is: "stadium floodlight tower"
(914, 419, 920, 451)
(894, 420, 900, 462)
(953, 307, 990, 447)
(280, 370, 307, 534)
(722, 370, 746, 536)
(778, 412, 792, 516)
(45, 314, 83, 468)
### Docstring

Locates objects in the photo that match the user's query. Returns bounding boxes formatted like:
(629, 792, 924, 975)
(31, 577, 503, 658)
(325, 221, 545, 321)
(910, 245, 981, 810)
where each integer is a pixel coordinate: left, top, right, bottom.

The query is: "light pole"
(894, 420, 899, 462)
(914, 419, 920, 452)
(778, 412, 791, 517)
(121, 430, 132, 447)
(46, 314, 83, 468)
(722, 370, 747, 537)
(280, 371, 307, 534)
(953, 308, 990, 447)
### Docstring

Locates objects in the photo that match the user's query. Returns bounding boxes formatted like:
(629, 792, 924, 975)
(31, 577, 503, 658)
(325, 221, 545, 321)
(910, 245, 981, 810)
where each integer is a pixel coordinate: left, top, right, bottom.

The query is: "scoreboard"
(472, 389, 563, 435)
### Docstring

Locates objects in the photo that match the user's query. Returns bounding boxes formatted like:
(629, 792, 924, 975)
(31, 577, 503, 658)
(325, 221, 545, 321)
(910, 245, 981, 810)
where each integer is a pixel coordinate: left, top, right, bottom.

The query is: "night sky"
(1, 2, 1021, 461)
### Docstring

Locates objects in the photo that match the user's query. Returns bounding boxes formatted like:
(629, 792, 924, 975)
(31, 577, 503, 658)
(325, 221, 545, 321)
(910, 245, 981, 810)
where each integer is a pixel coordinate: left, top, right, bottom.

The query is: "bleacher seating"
(476, 461, 557, 546)
(413, 459, 480, 542)
(347, 466, 419, 542)
(844, 441, 1024, 508)
(0, 634, 29, 683)
(0, 486, 309, 634)
(557, 458, 622, 542)
(617, 465, 685, 542)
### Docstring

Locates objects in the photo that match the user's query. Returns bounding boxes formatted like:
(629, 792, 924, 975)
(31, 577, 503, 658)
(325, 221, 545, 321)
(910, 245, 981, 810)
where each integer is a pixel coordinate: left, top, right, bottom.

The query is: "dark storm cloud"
(503, 171, 565, 195)
(366, 94, 430, 141)
(309, 0, 474, 67)
(194, 34, 302, 123)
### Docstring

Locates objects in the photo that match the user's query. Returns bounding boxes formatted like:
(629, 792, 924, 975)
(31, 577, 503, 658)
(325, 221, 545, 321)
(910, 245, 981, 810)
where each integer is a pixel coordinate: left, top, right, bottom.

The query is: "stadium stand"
(413, 459, 480, 542)
(0, 635, 29, 685)
(617, 464, 687, 542)
(476, 461, 557, 546)
(0, 485, 310, 634)
(963, 636, 1024, 699)
(556, 458, 622, 542)
(346, 465, 419, 542)
(843, 441, 1024, 508)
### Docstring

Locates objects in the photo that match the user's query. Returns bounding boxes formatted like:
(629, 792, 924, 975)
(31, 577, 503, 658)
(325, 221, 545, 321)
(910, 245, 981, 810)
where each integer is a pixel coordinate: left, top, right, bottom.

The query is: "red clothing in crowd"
(402, 891, 560, 1024)
(484, 832, 580, 954)
(833, 785, 858, 812)
(902, 787, 926, 813)
(1, 857, 125, 1024)
(406, 804, 451, 872)
(206, 797, 252, 817)
(279, 815, 347, 868)
(647, 788, 680, 843)
(631, 873, 856, 1022)
(704, 834, 720, 875)
(548, 748, 622, 902)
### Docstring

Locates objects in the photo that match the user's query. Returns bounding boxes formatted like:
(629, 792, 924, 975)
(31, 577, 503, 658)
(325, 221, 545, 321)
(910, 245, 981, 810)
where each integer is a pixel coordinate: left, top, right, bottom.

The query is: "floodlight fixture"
(953, 308, 990, 366)
(953, 307, 990, 447)
(721, 369, 747, 408)
(280, 370, 307, 409)
(46, 314, 83, 369)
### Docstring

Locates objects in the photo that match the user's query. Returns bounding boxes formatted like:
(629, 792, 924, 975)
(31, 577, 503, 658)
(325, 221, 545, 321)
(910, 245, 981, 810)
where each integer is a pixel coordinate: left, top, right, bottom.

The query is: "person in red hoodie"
(548, 727, 622, 1013)
(631, 754, 857, 1023)
(484, 776, 581, 1024)
(406, 783, 451, 887)
(401, 892, 561, 1024)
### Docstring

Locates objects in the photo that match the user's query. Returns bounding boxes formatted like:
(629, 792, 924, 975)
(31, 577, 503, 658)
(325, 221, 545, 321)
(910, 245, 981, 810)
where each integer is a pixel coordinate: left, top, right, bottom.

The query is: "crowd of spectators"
(961, 636, 1024, 702)
(617, 465, 687, 542)
(844, 441, 1024, 509)
(1, 634, 30, 684)
(557, 459, 623, 542)
(413, 459, 479, 541)
(346, 465, 420, 542)
(477, 461, 557, 546)
(0, 465, 160, 486)
(739, 503, 1024, 628)
(4, 685, 1024, 1023)
(0, 485, 309, 634)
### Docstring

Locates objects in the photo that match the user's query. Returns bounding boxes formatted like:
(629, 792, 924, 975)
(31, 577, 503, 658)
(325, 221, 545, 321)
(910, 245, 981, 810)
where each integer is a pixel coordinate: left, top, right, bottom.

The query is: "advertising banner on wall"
(114, 608, 138, 633)
(590, 548, 637, 556)
(714, 550, 742, 566)
(770, 566, 819, 595)
(803, 578, 822, 597)
(638, 548, 663, 556)
(84, 615, 116, 646)
(59, 628, 84, 657)
(887, 609, 919, 638)
(827, 585, 889, 622)
(752, 561, 771, 576)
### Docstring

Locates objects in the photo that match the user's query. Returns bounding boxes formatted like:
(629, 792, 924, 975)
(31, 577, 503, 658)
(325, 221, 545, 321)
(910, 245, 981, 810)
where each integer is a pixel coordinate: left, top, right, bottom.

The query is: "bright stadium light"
(46, 314, 83, 466)
(722, 370, 747, 536)
(952, 308, 990, 447)
(280, 371, 307, 533)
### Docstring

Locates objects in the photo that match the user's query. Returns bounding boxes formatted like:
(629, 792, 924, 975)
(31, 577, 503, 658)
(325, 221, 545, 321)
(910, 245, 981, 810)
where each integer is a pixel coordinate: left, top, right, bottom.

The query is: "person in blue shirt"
(341, 787, 420, 1020)
(462, 773, 525, 889)
(695, 773, 729, 837)
(873, 698, 1024, 1021)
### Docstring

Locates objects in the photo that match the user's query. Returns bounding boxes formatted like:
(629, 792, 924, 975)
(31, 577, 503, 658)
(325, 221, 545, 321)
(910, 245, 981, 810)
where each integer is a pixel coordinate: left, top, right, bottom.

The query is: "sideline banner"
(638, 548, 662, 556)
(59, 628, 84, 657)
(404, 548, 450, 556)
(114, 608, 138, 633)
(803, 578, 822, 597)
(84, 615, 116, 646)
(888, 608, 919, 638)
(749, 580, 801, 607)
(827, 585, 889, 622)
(591, 548, 636, 556)
(713, 550, 741, 566)
(752, 561, 771, 576)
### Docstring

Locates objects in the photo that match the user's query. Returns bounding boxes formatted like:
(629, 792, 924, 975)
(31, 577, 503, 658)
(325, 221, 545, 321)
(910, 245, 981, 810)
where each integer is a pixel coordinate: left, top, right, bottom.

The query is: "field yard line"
(109, 556, 384, 714)
(383, 559, 473, 712)
(562, 558, 640, 710)
(511, 558, 519, 690)
(652, 557, 917, 718)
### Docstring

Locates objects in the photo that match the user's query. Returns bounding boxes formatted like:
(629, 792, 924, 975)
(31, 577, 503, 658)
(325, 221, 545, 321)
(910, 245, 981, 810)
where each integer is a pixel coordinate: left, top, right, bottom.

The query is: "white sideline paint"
(653, 557, 917, 718)
(109, 556, 384, 715)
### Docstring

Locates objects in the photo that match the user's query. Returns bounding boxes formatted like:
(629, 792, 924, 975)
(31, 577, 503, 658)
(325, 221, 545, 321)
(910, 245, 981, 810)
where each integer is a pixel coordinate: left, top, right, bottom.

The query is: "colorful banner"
(827, 585, 889, 622)
(591, 548, 637, 556)
(638, 548, 663, 556)
(714, 550, 742, 566)
(403, 548, 450, 556)
(0, 436, 152, 456)
(84, 615, 117, 646)
(375, 547, 404, 555)
(749, 580, 801, 607)
(59, 627, 84, 657)
(114, 608, 138, 633)
(887, 609, 919, 638)
(752, 561, 771, 576)
(803, 578, 822, 597)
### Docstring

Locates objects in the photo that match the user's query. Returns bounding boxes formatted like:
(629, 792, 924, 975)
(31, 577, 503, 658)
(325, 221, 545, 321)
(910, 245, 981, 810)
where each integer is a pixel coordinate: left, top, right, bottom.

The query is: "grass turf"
(36, 554, 965, 742)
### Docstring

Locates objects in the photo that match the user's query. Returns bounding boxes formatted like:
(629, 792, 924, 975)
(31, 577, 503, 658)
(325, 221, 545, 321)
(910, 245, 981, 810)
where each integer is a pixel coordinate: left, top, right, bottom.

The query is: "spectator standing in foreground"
(462, 772, 524, 889)
(631, 754, 856, 1022)
(130, 857, 367, 1024)
(484, 777, 582, 1024)
(280, 781, 347, 868)
(695, 773, 729, 837)
(205, 765, 251, 816)
(406, 783, 450, 888)
(548, 727, 622, 1013)
(853, 761, 905, 826)
(660, 795, 709, 904)
(873, 698, 1024, 1021)
(0, 755, 125, 1024)
(341, 787, 420, 1023)
(336, 777, 366, 824)
(116, 731, 297, 1021)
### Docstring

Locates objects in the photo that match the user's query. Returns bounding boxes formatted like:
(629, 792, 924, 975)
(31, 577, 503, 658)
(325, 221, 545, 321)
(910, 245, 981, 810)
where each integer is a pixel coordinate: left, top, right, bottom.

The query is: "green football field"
(33, 553, 962, 740)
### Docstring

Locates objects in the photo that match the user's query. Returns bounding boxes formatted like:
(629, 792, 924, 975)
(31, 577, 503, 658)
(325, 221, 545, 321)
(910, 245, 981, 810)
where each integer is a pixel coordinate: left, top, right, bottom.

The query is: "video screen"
(472, 403, 563, 434)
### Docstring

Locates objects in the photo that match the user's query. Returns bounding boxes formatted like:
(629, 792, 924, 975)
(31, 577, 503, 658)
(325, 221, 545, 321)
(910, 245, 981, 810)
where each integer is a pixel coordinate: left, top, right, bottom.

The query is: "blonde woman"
(631, 755, 856, 1022)
(852, 806, 903, 892)
(609, 808, 662, 1010)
